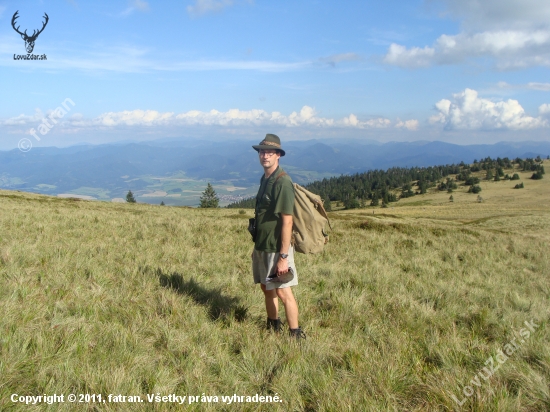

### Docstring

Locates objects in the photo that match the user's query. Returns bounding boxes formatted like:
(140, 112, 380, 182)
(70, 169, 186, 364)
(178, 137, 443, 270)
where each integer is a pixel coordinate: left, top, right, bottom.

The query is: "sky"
(1, 0, 550, 150)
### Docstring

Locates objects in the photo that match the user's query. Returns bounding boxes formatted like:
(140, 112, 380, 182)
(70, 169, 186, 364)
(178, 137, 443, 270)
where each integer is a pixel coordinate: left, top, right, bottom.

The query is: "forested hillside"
(228, 156, 545, 209)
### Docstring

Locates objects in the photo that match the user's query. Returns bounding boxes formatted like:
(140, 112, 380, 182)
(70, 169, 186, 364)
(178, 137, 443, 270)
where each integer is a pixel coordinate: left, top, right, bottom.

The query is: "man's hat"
(252, 134, 285, 157)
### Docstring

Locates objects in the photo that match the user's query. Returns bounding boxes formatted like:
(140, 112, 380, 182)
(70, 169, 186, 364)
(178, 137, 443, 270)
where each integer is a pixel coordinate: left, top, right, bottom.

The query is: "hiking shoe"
(267, 317, 282, 333)
(289, 327, 306, 340)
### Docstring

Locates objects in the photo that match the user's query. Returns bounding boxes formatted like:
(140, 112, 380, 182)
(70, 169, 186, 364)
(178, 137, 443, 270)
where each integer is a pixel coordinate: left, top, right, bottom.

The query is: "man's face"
(258, 149, 280, 169)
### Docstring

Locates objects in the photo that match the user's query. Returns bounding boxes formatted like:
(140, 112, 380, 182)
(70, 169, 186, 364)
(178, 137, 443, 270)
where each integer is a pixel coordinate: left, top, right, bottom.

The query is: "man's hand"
(276, 255, 289, 274)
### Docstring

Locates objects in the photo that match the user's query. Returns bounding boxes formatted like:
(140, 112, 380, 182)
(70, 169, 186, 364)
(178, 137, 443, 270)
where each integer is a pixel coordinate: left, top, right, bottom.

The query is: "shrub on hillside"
(468, 185, 482, 194)
(456, 170, 471, 181)
(400, 183, 415, 198)
(464, 176, 480, 185)
(345, 198, 361, 209)
(438, 178, 457, 191)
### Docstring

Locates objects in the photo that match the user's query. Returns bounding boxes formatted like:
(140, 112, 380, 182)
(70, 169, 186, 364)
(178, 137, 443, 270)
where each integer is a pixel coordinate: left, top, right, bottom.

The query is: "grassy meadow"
(0, 166, 549, 411)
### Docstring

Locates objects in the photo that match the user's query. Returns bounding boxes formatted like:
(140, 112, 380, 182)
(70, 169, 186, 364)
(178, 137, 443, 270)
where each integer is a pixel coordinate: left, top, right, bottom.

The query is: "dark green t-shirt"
(254, 167, 294, 253)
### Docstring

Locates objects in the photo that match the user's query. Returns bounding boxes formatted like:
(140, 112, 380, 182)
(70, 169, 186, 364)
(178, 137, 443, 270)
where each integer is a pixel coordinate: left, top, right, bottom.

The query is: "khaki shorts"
(252, 246, 299, 290)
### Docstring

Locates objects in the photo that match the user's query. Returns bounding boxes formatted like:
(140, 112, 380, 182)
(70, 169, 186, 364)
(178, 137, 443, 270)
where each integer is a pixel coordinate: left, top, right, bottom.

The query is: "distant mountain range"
(1, 138, 549, 204)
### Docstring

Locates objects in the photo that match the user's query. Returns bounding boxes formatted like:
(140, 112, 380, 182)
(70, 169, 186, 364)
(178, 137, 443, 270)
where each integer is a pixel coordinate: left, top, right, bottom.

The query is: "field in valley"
(56, 173, 258, 207)
(0, 167, 548, 411)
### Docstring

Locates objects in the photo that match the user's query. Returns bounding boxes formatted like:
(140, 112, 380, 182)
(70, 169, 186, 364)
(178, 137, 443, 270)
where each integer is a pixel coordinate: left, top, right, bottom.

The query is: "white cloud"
(92, 106, 389, 129)
(384, 29, 550, 69)
(527, 83, 550, 92)
(384, 1, 550, 70)
(171, 106, 394, 129)
(120, 0, 149, 16)
(319, 53, 361, 67)
(497, 81, 550, 91)
(539, 104, 550, 116)
(1, 106, 398, 132)
(1, 109, 44, 126)
(93, 110, 174, 127)
(384, 44, 435, 68)
(132, 0, 149, 11)
(429, 88, 548, 130)
(395, 119, 419, 130)
(187, 0, 234, 16)
(434, 0, 550, 31)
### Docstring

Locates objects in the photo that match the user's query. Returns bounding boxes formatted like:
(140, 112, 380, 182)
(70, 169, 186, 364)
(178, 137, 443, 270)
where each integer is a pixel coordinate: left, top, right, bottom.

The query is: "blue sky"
(1, 0, 550, 150)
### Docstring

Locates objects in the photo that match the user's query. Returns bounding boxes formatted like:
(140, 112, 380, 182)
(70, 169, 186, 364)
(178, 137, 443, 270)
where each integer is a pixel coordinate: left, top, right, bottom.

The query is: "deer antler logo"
(11, 11, 49, 54)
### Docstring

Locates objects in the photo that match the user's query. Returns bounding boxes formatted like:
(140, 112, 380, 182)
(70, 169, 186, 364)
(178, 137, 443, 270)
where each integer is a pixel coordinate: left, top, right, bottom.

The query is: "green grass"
(0, 184, 549, 411)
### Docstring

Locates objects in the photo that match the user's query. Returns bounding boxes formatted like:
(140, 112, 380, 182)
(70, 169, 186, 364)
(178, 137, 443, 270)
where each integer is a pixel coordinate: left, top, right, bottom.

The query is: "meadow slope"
(0, 168, 548, 411)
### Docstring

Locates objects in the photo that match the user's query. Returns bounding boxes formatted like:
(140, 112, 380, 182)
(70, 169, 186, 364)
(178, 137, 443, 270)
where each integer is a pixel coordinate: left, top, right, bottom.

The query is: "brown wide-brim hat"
(252, 133, 285, 156)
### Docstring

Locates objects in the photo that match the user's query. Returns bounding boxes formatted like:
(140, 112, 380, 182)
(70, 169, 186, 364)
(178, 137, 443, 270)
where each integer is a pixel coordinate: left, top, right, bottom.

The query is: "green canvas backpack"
(291, 183, 332, 254)
(274, 172, 332, 254)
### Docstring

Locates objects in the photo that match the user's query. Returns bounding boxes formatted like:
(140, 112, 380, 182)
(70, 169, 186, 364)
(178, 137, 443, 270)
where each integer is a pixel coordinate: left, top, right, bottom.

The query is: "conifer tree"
(199, 183, 219, 208)
(323, 197, 332, 212)
(370, 192, 379, 206)
(126, 190, 136, 203)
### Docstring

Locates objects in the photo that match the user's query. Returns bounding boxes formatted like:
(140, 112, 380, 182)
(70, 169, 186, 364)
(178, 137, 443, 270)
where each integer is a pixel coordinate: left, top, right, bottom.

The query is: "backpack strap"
(255, 170, 286, 216)
(274, 171, 287, 183)
(271, 171, 289, 199)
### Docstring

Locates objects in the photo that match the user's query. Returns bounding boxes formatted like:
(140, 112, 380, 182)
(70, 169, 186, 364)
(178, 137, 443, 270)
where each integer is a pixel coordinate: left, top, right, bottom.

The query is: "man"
(251, 134, 305, 339)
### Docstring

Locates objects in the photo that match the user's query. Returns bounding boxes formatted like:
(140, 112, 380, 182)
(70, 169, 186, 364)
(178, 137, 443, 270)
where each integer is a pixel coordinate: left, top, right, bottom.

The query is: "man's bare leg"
(261, 284, 278, 320)
(275, 287, 299, 329)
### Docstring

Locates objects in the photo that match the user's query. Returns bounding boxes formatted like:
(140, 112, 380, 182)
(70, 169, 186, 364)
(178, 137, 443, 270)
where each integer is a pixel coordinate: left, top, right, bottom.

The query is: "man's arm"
(276, 213, 293, 274)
